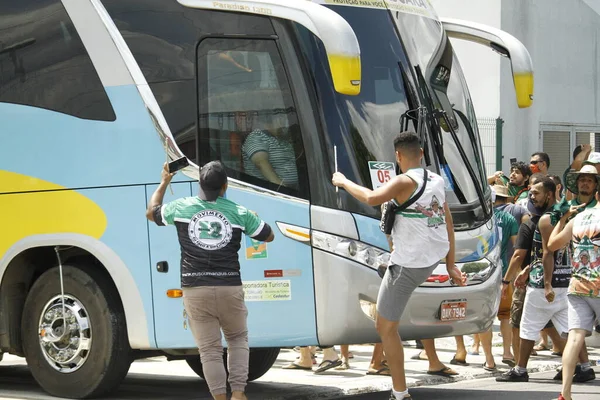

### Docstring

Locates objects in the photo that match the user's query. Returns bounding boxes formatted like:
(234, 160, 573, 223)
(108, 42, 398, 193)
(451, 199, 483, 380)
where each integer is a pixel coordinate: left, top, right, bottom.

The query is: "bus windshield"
(294, 6, 411, 219)
(296, 5, 489, 226)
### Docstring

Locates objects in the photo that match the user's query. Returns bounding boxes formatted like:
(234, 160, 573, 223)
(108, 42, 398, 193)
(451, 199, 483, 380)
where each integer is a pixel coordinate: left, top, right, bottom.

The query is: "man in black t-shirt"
(501, 212, 540, 366)
(146, 161, 274, 400)
(498, 177, 570, 383)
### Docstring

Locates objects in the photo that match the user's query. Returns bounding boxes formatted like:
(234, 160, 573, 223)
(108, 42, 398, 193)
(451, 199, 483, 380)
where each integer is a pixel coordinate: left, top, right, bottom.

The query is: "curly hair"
(510, 161, 532, 179)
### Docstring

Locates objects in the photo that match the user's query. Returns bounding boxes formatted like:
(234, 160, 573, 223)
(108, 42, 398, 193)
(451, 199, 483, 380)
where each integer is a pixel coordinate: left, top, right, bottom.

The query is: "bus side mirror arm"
(440, 18, 534, 109)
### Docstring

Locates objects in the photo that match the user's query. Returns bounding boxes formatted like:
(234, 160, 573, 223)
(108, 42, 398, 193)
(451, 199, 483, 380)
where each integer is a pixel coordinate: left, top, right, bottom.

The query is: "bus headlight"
(312, 231, 390, 270)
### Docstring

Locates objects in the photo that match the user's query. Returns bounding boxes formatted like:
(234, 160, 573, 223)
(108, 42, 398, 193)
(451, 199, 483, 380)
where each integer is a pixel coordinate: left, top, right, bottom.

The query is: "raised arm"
(548, 203, 584, 251)
(332, 172, 416, 206)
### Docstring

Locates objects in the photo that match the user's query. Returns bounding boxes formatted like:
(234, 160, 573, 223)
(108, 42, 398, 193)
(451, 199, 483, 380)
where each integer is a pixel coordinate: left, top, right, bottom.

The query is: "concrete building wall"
(500, 0, 600, 172)
(432, 0, 600, 174)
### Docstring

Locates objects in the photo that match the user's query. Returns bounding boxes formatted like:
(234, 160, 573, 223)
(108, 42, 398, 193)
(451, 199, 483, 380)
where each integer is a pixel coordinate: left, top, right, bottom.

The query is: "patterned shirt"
(242, 129, 299, 188)
(153, 196, 272, 287)
(570, 207, 600, 298)
(528, 204, 572, 289)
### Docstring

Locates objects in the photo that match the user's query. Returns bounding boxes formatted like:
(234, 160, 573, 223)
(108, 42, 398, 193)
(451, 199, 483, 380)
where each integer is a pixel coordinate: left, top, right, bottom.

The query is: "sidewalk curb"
(259, 347, 600, 400)
(259, 361, 566, 400)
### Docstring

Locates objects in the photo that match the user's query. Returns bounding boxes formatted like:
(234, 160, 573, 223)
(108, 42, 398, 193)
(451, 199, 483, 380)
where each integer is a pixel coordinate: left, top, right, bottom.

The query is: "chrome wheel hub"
(38, 295, 92, 373)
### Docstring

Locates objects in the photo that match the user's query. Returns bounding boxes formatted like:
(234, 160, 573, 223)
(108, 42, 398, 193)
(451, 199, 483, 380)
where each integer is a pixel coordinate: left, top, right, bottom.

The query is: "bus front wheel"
(186, 347, 280, 382)
(21, 265, 131, 399)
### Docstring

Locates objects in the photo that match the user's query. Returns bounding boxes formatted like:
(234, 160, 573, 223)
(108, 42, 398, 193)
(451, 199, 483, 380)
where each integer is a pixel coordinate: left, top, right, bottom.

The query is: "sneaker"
(553, 365, 582, 381)
(573, 367, 596, 383)
(558, 394, 566, 400)
(496, 368, 529, 382)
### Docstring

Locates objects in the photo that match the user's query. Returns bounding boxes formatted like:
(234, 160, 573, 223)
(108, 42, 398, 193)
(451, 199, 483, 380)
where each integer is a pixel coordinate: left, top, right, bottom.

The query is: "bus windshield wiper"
(399, 64, 431, 167)
(414, 66, 491, 219)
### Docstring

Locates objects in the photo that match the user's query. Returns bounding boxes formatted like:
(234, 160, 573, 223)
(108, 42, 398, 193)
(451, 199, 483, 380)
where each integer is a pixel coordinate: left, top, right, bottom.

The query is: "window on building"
(542, 126, 600, 176)
(196, 38, 309, 199)
(0, 1, 115, 121)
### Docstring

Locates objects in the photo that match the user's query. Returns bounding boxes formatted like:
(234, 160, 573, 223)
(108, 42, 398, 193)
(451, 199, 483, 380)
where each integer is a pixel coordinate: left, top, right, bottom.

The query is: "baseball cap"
(583, 152, 600, 166)
(199, 161, 228, 201)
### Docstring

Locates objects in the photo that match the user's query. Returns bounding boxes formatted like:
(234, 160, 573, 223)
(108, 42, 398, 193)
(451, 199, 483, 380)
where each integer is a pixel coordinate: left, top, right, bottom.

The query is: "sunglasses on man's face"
(530, 160, 542, 165)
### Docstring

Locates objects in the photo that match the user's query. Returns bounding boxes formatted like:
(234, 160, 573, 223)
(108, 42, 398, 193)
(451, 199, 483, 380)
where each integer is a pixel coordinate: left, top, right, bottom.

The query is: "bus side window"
(0, 0, 115, 121)
(196, 38, 309, 199)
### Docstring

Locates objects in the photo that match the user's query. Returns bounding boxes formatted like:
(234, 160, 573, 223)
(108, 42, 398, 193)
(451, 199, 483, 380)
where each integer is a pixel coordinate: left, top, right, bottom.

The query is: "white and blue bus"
(0, 0, 533, 398)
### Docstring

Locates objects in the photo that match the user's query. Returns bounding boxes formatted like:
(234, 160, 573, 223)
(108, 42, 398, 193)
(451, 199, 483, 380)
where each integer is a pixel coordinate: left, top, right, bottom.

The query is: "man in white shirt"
(332, 131, 464, 400)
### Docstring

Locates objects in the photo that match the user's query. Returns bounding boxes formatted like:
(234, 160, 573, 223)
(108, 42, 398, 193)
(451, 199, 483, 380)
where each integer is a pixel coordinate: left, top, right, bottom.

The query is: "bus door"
(146, 181, 196, 348)
(195, 35, 317, 347)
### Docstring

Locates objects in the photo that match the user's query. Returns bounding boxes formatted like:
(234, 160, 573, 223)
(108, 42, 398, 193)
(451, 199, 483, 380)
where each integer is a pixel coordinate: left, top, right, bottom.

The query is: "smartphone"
(168, 157, 189, 173)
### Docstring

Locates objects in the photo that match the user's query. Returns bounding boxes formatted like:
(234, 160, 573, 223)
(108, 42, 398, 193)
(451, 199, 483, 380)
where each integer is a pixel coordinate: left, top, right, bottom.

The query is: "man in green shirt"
(488, 161, 531, 204)
(477, 185, 519, 371)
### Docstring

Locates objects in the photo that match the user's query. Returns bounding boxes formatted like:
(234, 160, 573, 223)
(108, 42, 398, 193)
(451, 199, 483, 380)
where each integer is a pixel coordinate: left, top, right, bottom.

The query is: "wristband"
(502, 279, 510, 285)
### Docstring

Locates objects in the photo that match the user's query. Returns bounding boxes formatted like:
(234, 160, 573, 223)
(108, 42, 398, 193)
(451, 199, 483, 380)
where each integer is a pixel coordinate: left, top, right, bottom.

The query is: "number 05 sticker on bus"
(368, 161, 396, 190)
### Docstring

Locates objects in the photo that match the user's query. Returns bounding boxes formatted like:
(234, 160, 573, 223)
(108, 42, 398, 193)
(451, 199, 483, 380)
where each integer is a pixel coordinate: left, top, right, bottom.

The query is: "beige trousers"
(183, 286, 249, 396)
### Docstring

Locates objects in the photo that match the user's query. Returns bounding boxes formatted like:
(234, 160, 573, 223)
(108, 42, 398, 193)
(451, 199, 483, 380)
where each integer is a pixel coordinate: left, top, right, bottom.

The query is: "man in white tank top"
(332, 131, 465, 400)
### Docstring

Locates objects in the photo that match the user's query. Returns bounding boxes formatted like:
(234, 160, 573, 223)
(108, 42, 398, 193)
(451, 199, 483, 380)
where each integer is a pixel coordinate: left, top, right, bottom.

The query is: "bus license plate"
(439, 300, 467, 321)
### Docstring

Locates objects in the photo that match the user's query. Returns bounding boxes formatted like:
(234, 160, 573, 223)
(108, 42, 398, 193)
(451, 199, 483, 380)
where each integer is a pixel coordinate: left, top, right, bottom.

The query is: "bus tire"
(186, 347, 280, 382)
(21, 265, 131, 399)
(247, 347, 279, 381)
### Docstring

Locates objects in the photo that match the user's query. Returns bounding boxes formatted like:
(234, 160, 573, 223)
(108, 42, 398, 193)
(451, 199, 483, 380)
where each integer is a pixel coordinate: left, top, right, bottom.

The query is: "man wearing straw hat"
(547, 165, 600, 399)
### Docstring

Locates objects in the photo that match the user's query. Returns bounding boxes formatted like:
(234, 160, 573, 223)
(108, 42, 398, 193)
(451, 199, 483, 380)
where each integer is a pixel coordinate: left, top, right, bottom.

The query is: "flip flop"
(283, 362, 312, 370)
(427, 367, 458, 378)
(502, 358, 516, 368)
(552, 351, 563, 356)
(366, 366, 391, 376)
(335, 360, 350, 370)
(296, 355, 317, 364)
(410, 352, 428, 361)
(450, 356, 469, 366)
(314, 359, 343, 373)
(468, 350, 480, 356)
(483, 362, 497, 372)
(533, 344, 551, 352)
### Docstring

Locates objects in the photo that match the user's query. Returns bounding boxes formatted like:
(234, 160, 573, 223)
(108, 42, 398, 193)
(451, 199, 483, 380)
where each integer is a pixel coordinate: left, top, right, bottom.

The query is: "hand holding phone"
(168, 157, 189, 173)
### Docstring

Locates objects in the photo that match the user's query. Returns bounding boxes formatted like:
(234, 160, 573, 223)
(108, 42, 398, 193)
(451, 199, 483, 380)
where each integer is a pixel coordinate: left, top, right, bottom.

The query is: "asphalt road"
(343, 368, 600, 399)
(0, 361, 597, 400)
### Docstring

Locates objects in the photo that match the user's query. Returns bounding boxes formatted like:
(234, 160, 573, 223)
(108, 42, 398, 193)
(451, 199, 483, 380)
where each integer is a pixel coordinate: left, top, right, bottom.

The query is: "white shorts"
(520, 286, 569, 341)
(567, 295, 600, 336)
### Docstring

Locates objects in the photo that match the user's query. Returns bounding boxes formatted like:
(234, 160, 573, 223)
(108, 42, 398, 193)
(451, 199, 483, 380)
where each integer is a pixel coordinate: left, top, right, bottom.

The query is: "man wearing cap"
(562, 145, 592, 200)
(146, 161, 274, 400)
(474, 185, 520, 371)
(547, 166, 600, 396)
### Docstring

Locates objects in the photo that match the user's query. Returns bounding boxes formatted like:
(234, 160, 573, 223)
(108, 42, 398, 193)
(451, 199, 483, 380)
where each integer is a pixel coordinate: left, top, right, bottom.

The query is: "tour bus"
(0, 0, 534, 398)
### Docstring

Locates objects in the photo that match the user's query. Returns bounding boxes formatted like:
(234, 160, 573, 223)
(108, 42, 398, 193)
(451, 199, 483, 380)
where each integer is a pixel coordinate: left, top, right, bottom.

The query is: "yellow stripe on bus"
(0, 170, 108, 256)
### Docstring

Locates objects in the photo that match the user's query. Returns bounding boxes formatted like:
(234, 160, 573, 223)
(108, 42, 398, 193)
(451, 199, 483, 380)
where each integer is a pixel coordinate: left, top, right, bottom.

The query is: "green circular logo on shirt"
(188, 210, 233, 250)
